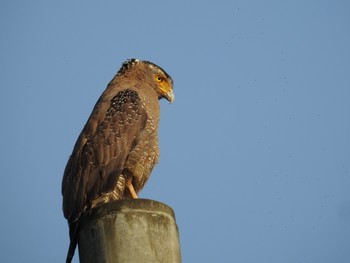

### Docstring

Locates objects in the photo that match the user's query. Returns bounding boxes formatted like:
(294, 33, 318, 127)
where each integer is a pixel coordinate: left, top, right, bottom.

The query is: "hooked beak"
(163, 89, 175, 103)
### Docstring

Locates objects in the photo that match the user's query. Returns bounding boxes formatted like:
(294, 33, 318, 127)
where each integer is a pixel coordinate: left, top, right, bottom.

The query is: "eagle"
(62, 59, 174, 263)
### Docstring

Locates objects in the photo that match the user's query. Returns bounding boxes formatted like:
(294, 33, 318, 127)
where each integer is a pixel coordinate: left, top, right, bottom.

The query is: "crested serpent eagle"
(62, 59, 174, 262)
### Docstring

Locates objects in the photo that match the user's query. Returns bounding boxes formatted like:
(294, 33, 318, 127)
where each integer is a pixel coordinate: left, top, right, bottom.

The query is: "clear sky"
(1, 1, 350, 262)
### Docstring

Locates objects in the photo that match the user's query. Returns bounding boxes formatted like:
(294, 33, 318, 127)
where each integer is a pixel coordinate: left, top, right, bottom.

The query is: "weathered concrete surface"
(78, 199, 181, 263)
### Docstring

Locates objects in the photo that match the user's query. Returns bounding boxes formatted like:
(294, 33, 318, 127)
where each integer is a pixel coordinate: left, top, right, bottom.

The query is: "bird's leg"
(126, 176, 138, 199)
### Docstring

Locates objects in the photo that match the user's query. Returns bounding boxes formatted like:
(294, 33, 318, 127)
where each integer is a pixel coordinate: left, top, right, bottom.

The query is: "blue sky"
(1, 1, 350, 262)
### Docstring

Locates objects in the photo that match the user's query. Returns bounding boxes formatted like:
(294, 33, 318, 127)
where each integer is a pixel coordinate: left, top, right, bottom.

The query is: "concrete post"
(78, 199, 181, 263)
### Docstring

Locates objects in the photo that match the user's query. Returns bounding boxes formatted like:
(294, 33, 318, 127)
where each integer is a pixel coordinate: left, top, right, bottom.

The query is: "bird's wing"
(62, 89, 147, 222)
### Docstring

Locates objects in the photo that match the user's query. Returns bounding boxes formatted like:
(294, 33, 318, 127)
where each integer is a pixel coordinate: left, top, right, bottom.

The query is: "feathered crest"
(118, 58, 140, 75)
(114, 58, 173, 86)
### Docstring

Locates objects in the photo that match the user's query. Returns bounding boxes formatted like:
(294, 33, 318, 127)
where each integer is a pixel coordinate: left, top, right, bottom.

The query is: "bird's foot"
(126, 176, 138, 199)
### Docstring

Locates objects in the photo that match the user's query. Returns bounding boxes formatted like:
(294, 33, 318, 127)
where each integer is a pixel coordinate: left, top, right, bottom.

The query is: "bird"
(61, 58, 174, 263)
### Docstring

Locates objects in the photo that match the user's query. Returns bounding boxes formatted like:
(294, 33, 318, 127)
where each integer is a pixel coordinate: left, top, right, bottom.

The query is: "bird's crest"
(119, 59, 173, 85)
(119, 58, 140, 74)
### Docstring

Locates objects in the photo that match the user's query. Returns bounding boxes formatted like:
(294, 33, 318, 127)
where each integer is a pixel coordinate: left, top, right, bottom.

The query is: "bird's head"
(152, 69, 174, 103)
(121, 59, 174, 103)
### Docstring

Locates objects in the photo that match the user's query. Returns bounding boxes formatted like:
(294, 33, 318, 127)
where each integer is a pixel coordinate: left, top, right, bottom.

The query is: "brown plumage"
(62, 59, 174, 262)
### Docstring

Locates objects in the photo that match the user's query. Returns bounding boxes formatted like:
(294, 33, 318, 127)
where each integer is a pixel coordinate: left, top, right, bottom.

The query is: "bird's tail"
(66, 221, 79, 263)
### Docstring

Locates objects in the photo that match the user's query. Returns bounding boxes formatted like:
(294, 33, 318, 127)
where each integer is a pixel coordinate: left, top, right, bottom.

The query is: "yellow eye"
(155, 75, 163, 82)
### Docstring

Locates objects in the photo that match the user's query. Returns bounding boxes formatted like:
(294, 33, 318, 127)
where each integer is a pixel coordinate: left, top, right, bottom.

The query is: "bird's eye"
(155, 76, 163, 82)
